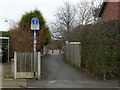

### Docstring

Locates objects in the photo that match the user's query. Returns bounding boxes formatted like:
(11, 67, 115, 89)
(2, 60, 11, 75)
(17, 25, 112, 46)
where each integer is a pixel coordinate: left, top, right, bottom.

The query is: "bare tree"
(50, 1, 101, 42)
(50, 21, 66, 39)
(76, 0, 101, 26)
(54, 2, 76, 40)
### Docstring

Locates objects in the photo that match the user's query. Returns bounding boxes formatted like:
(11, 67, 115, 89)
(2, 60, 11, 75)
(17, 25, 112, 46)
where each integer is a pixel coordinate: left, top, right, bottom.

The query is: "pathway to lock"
(27, 50, 118, 88)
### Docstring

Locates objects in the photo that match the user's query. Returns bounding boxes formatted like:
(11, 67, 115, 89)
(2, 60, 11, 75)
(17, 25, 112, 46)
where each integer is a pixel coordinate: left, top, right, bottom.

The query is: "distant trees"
(10, 9, 51, 52)
(76, 1, 100, 25)
(51, 1, 101, 41)
(0, 31, 9, 37)
(0, 31, 9, 50)
(51, 2, 76, 41)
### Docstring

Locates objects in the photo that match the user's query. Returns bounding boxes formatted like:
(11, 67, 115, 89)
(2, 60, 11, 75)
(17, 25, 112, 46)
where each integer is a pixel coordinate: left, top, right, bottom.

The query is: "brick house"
(98, 1, 120, 21)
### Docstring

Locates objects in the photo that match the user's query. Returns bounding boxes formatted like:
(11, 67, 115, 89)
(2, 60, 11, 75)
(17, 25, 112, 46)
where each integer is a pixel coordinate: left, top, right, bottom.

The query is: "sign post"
(31, 17, 40, 78)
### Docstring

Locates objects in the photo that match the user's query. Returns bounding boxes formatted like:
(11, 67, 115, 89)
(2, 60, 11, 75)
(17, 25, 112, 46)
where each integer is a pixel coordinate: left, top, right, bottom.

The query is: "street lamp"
(5, 20, 11, 31)
(4, 20, 10, 62)
(5, 19, 18, 31)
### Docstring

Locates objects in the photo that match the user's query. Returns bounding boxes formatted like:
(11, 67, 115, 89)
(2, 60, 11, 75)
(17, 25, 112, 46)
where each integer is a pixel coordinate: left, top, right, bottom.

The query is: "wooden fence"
(13, 52, 41, 79)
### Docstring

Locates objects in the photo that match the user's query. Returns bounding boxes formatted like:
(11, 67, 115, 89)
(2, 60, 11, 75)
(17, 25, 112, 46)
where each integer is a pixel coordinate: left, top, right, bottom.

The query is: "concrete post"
(11, 59, 14, 78)
(14, 52, 17, 79)
(38, 52, 41, 79)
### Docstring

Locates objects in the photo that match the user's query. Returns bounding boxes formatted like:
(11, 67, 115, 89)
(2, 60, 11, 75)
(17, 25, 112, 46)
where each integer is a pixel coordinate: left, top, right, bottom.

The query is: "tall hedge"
(80, 20, 119, 79)
(10, 9, 51, 52)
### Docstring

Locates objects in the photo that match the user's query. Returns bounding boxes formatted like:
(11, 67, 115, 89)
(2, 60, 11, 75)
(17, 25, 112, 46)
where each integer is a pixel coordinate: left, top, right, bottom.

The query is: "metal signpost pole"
(34, 30, 36, 79)
(31, 17, 39, 79)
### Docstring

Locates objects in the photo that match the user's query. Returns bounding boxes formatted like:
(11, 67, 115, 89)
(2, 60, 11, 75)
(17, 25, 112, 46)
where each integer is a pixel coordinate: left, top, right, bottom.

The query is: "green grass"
(2, 62, 13, 78)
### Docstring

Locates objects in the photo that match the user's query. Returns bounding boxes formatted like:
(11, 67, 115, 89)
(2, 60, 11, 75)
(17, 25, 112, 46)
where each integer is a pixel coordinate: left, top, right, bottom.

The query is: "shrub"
(71, 20, 119, 79)
(10, 9, 51, 52)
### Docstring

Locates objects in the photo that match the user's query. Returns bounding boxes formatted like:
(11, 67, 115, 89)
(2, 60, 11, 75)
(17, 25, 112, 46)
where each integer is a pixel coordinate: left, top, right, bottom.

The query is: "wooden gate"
(13, 52, 41, 79)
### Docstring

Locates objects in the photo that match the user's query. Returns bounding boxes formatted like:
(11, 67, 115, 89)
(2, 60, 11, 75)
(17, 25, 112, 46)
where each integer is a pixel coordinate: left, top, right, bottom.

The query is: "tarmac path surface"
(27, 50, 118, 88)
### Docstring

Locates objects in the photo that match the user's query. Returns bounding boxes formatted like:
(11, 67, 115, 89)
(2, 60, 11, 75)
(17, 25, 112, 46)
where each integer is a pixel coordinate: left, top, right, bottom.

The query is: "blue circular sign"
(31, 17, 40, 30)
(31, 17, 39, 25)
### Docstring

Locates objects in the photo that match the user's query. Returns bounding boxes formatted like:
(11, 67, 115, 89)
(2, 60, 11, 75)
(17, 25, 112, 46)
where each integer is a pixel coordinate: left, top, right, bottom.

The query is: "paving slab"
(2, 79, 27, 88)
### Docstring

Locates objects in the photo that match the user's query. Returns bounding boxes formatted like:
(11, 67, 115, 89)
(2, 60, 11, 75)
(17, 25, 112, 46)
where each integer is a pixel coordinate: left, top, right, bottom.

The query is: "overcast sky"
(0, 0, 103, 31)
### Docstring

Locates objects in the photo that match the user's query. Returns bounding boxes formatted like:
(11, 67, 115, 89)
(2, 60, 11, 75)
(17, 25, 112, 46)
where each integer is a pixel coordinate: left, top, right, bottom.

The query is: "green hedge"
(79, 20, 119, 79)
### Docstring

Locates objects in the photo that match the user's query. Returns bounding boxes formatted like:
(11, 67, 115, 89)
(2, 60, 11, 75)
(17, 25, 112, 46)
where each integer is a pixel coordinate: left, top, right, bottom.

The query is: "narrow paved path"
(27, 50, 118, 88)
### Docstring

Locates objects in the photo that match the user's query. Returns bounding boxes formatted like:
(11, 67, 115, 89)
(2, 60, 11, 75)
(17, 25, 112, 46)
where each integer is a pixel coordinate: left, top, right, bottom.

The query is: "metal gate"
(13, 52, 41, 79)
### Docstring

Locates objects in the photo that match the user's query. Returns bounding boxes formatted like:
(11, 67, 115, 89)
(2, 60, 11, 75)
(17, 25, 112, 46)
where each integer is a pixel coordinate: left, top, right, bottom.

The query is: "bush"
(10, 9, 51, 52)
(71, 20, 119, 79)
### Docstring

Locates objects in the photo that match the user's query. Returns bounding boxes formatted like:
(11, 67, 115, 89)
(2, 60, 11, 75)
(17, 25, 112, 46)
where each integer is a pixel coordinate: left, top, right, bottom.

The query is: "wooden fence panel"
(14, 52, 41, 79)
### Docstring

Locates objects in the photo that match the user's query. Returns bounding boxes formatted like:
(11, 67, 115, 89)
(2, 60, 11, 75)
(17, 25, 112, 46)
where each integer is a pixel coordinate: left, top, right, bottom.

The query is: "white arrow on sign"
(31, 17, 40, 30)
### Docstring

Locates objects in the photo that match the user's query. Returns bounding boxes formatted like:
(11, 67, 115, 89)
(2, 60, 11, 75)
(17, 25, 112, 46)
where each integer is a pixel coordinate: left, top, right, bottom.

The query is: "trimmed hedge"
(74, 20, 119, 79)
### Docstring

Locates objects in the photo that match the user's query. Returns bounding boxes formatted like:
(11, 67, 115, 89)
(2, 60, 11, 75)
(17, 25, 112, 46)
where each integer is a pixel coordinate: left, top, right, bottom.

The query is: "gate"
(13, 52, 41, 79)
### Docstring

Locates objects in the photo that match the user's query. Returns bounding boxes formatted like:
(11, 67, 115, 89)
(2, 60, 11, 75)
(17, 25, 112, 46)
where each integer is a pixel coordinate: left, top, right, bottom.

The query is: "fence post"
(38, 52, 41, 79)
(43, 46, 46, 55)
(14, 52, 17, 79)
(11, 59, 14, 78)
